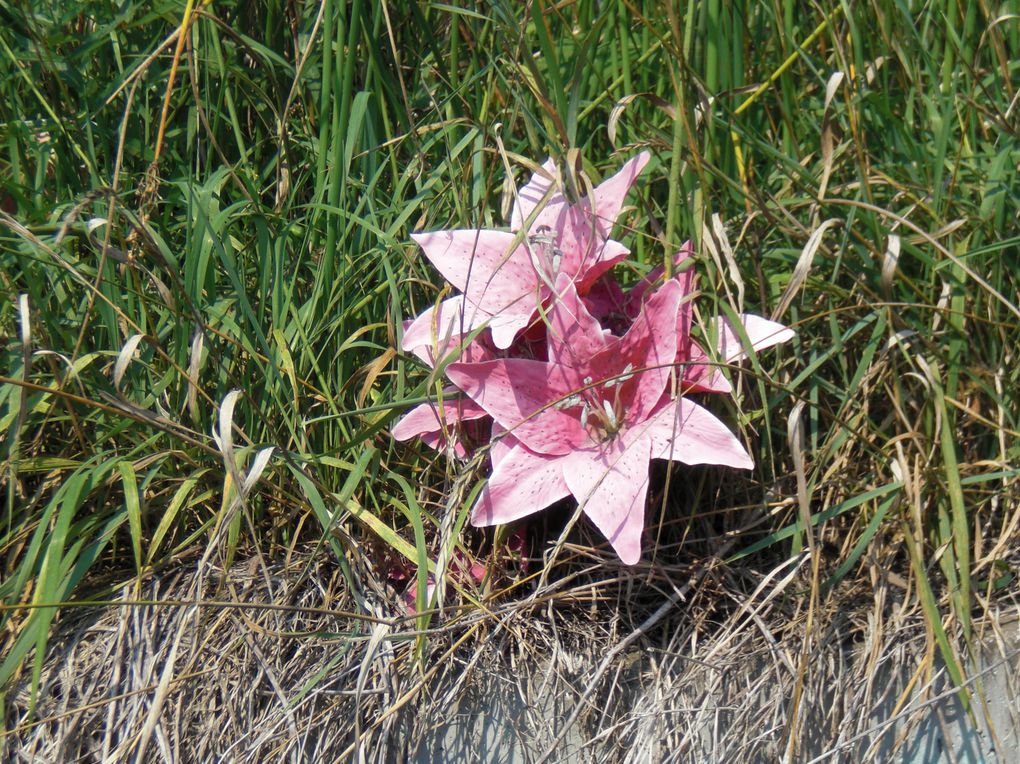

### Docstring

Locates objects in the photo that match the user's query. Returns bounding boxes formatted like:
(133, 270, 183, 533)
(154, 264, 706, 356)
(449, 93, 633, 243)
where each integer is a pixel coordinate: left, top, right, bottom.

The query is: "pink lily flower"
(390, 390, 490, 457)
(445, 276, 754, 565)
(391, 307, 496, 457)
(584, 241, 696, 331)
(588, 241, 795, 395)
(392, 302, 498, 457)
(681, 313, 796, 394)
(402, 152, 651, 354)
(652, 245, 794, 393)
(393, 550, 488, 616)
(400, 295, 497, 368)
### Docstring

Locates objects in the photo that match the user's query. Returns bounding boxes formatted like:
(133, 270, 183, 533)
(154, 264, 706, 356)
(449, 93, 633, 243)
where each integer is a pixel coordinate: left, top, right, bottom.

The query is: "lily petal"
(592, 151, 651, 239)
(548, 200, 630, 290)
(572, 238, 631, 293)
(638, 397, 753, 470)
(411, 230, 539, 316)
(471, 442, 571, 526)
(681, 313, 793, 394)
(401, 295, 495, 365)
(560, 438, 652, 565)
(392, 396, 489, 457)
(681, 340, 733, 394)
(419, 430, 463, 457)
(391, 396, 488, 441)
(510, 158, 566, 232)
(445, 359, 587, 455)
(546, 274, 609, 376)
(583, 274, 628, 329)
(608, 278, 683, 421)
(716, 314, 796, 363)
(625, 241, 696, 318)
(486, 298, 545, 350)
(488, 423, 514, 469)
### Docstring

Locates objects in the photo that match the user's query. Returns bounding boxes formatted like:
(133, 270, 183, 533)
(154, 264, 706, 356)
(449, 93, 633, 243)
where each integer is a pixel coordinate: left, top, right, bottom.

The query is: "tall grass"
(1, 0, 1018, 740)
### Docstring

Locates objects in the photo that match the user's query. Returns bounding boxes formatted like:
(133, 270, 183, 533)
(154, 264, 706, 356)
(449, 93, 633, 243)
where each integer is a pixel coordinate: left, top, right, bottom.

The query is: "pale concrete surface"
(410, 639, 1020, 763)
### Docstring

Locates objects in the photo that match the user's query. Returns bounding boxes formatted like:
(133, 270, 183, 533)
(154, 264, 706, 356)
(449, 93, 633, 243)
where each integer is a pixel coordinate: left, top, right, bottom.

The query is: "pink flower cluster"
(393, 153, 793, 565)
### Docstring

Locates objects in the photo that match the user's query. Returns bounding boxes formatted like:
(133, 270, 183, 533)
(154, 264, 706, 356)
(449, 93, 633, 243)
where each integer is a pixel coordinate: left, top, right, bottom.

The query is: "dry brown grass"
(4, 518, 1019, 763)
